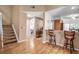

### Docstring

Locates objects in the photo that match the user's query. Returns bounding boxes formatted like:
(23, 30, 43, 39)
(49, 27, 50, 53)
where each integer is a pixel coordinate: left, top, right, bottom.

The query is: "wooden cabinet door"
(54, 20, 61, 30)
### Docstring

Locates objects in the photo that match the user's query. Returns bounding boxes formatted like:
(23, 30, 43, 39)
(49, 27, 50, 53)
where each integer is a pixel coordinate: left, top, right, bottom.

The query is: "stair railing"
(0, 13, 3, 48)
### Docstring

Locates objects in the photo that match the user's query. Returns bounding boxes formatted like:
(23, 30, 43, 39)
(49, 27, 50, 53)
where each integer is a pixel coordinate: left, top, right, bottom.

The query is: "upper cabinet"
(54, 19, 63, 30)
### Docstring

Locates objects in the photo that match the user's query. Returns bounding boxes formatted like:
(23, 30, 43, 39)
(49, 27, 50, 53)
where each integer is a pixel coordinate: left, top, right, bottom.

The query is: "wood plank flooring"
(0, 38, 79, 54)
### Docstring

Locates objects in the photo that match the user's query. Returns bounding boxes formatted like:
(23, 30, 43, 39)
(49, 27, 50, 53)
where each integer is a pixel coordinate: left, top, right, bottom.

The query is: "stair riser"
(3, 32, 14, 34)
(3, 37, 16, 40)
(3, 29, 13, 30)
(4, 41, 17, 45)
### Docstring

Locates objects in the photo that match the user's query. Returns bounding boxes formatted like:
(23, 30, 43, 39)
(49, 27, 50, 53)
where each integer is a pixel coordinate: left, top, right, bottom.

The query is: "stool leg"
(72, 41, 74, 51)
(54, 36, 56, 45)
(49, 36, 52, 44)
(70, 40, 73, 54)
(64, 40, 68, 49)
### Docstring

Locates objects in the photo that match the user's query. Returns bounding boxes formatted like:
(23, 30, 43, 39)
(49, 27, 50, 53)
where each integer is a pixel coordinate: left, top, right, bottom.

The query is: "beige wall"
(19, 8, 26, 41)
(12, 6, 20, 38)
(0, 5, 12, 25)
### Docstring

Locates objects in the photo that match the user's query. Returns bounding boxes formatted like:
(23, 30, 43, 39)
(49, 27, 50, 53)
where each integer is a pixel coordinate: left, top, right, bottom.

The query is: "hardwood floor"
(0, 38, 79, 54)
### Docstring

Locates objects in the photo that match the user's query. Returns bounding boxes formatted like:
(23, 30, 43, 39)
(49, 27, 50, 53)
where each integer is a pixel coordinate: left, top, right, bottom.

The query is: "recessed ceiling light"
(0, 13, 2, 15)
(71, 6, 76, 9)
(27, 14, 31, 17)
(31, 6, 35, 8)
(71, 6, 78, 10)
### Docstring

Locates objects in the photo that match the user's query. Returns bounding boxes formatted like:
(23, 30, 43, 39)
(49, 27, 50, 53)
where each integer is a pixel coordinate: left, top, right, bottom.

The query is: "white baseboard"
(12, 24, 19, 42)
(18, 40, 26, 43)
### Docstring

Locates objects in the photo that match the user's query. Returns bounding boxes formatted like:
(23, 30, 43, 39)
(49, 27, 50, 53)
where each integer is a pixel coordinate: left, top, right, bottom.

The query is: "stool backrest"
(48, 29, 54, 36)
(64, 31, 75, 40)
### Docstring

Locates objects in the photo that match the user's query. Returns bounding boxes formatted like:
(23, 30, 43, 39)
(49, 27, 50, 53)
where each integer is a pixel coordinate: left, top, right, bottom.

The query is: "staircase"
(3, 25, 17, 47)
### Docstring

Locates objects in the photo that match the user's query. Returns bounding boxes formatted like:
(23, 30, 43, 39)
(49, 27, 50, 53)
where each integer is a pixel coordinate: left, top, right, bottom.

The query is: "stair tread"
(3, 34, 15, 36)
(3, 36, 16, 39)
(3, 32, 14, 34)
(3, 28, 13, 30)
(3, 42, 17, 48)
(3, 27, 12, 30)
(4, 39, 17, 44)
(4, 41, 17, 45)
(3, 38, 16, 40)
(3, 29, 13, 31)
(3, 30, 13, 31)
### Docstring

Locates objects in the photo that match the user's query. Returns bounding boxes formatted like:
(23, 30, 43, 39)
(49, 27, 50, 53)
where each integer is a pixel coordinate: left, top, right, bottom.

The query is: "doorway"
(26, 17, 35, 38)
(26, 12, 44, 39)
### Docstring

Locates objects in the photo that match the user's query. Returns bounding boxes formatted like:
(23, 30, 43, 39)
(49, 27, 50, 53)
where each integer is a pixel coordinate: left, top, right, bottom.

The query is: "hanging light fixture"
(31, 5, 35, 9)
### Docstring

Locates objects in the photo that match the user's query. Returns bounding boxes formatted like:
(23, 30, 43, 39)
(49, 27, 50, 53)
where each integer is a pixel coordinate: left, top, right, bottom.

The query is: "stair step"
(4, 39, 17, 45)
(3, 30, 13, 32)
(4, 34, 15, 36)
(3, 34, 15, 36)
(4, 37, 16, 40)
(3, 29, 13, 31)
(3, 37, 16, 42)
(3, 33, 14, 35)
(3, 27, 12, 28)
(3, 25, 11, 26)
(3, 27, 12, 30)
(3, 30, 13, 31)
(3, 32, 14, 34)
(3, 25, 12, 27)
(3, 36, 16, 39)
(3, 42, 17, 48)
(3, 30, 12, 31)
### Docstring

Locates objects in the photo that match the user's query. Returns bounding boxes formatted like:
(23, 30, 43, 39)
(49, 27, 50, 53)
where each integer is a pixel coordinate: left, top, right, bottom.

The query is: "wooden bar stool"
(64, 31, 75, 53)
(48, 29, 56, 45)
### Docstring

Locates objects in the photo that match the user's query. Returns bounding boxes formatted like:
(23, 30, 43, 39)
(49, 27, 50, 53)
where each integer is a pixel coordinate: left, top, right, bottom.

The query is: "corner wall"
(0, 5, 12, 25)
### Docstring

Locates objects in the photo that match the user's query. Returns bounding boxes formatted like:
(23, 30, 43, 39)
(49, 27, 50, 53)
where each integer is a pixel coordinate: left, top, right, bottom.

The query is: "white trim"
(1, 32, 3, 48)
(12, 24, 19, 42)
(0, 15, 4, 48)
(18, 40, 26, 43)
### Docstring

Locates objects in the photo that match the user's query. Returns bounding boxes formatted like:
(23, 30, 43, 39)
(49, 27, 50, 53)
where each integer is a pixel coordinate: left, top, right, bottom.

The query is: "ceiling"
(26, 12, 44, 18)
(48, 5, 79, 18)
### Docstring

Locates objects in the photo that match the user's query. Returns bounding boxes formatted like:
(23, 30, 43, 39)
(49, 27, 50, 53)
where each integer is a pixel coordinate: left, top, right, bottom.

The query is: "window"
(63, 24, 69, 31)
(63, 23, 79, 31)
(45, 20, 52, 30)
